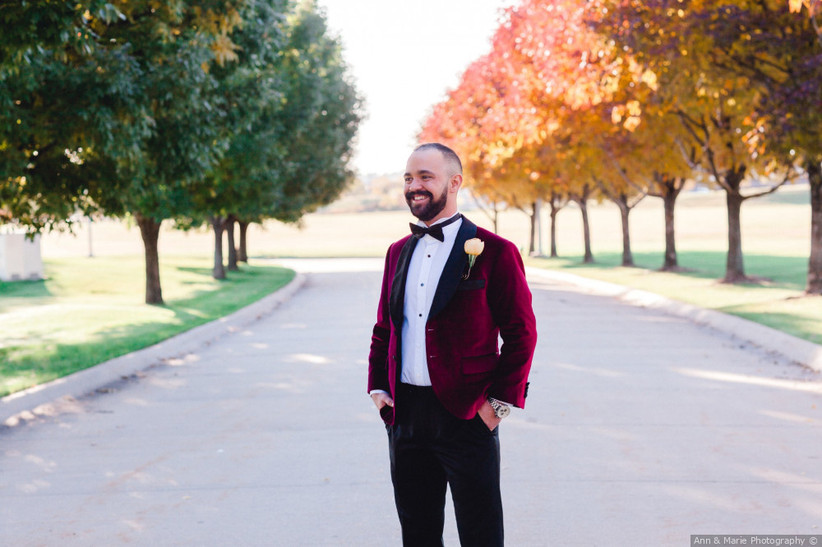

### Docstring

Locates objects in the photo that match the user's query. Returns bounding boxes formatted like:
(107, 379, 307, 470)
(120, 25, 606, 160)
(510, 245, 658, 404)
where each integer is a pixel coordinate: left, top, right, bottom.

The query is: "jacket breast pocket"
(461, 353, 497, 377)
(457, 279, 486, 291)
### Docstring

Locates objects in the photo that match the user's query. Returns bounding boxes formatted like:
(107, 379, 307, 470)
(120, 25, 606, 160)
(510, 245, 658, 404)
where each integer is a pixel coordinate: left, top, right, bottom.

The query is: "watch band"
(488, 397, 510, 419)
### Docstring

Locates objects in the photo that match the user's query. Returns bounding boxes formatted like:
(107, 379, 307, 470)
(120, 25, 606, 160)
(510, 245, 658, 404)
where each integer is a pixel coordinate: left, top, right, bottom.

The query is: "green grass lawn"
(527, 250, 822, 346)
(0, 256, 294, 397)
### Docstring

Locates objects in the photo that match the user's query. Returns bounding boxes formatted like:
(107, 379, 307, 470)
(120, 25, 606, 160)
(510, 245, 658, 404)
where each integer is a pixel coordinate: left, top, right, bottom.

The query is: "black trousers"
(387, 383, 503, 547)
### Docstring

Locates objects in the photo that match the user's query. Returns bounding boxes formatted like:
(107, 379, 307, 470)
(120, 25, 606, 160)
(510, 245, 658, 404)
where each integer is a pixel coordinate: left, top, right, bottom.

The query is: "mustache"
(406, 190, 433, 201)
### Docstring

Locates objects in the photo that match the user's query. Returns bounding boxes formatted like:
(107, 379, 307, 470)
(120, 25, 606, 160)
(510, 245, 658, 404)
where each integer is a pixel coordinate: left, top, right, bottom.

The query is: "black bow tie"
(409, 214, 461, 242)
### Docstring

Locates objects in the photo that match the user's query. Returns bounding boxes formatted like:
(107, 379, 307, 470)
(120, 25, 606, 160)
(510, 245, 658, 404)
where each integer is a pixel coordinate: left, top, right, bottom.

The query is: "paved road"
(2, 258, 821, 546)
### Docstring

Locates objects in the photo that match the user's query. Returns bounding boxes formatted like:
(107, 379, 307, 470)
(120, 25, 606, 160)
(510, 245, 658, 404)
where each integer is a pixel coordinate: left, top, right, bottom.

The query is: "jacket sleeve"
(486, 240, 537, 408)
(367, 248, 393, 394)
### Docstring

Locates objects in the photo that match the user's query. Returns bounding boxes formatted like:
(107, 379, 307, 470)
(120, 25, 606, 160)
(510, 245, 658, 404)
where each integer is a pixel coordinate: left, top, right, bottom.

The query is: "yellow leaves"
(186, 5, 244, 66)
(789, 0, 822, 16)
(742, 116, 768, 158)
(623, 116, 641, 132)
(173, 5, 244, 67)
(211, 33, 241, 66)
(611, 100, 642, 131)
(641, 69, 658, 90)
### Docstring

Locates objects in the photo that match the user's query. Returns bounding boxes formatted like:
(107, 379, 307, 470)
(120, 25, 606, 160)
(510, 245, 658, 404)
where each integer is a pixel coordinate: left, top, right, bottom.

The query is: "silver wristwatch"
(488, 398, 510, 419)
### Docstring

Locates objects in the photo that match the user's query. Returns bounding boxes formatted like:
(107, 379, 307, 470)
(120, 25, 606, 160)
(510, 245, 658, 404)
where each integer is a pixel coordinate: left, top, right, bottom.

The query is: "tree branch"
(740, 168, 795, 201)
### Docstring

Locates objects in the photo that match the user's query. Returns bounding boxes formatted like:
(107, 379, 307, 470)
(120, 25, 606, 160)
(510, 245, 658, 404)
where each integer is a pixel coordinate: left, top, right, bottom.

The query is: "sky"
(315, 0, 516, 177)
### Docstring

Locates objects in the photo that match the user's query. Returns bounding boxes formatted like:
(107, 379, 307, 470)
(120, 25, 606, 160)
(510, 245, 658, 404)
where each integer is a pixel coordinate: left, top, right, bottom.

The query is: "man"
(368, 142, 537, 546)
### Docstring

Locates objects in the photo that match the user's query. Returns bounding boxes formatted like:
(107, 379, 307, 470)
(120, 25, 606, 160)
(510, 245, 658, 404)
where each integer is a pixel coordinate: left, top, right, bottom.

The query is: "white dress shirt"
(400, 214, 462, 386)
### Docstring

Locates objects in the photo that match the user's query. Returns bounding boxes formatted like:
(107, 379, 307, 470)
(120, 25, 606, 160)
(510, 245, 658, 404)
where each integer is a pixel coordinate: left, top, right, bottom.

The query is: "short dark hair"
(414, 142, 463, 176)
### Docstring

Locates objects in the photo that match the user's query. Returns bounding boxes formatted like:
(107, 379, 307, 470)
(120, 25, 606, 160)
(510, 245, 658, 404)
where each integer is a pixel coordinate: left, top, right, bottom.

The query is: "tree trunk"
(662, 188, 678, 270)
(211, 216, 226, 280)
(580, 201, 593, 263)
(571, 188, 595, 264)
(135, 212, 164, 305)
(550, 207, 559, 258)
(226, 215, 239, 271)
(549, 192, 565, 258)
(807, 160, 822, 294)
(528, 200, 537, 256)
(238, 221, 250, 263)
(618, 198, 634, 267)
(724, 189, 746, 283)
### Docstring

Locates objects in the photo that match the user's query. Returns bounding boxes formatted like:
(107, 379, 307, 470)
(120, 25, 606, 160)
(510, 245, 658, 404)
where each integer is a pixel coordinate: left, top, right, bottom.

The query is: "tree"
(215, 2, 362, 272)
(180, 0, 291, 279)
(1, 1, 248, 303)
(496, 151, 546, 254)
(597, 178, 645, 267)
(717, 0, 822, 293)
(421, 0, 607, 257)
(161, 0, 361, 282)
(88, 0, 252, 302)
(641, 0, 821, 288)
(266, 0, 362, 229)
(0, 2, 149, 232)
(599, 95, 693, 271)
(419, 54, 514, 224)
(602, 0, 793, 283)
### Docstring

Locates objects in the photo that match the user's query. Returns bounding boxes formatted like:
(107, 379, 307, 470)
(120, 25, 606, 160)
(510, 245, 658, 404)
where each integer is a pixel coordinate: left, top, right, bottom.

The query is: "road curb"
(526, 267, 822, 373)
(2, 272, 307, 427)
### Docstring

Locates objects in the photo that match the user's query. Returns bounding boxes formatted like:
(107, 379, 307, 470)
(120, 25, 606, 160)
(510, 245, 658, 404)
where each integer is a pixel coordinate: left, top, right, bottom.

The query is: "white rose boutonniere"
(463, 238, 484, 279)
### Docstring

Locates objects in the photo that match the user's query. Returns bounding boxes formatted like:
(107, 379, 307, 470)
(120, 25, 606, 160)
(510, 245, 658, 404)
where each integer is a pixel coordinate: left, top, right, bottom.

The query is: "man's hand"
(477, 399, 502, 431)
(371, 391, 394, 411)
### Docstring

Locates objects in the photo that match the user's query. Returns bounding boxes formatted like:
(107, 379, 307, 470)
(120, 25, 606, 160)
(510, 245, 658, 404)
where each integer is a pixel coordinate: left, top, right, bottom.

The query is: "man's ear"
(449, 174, 463, 193)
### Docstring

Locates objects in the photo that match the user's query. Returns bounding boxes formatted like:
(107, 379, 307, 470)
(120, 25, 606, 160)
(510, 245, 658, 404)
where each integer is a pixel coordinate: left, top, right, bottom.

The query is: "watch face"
(497, 405, 510, 418)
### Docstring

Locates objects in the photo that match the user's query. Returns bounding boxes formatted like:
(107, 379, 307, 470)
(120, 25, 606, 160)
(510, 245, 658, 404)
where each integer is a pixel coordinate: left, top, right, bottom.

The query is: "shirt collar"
(415, 213, 462, 242)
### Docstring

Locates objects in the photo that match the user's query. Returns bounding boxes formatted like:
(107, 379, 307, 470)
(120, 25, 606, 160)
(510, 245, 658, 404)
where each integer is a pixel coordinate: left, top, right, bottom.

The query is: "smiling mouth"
(407, 192, 431, 203)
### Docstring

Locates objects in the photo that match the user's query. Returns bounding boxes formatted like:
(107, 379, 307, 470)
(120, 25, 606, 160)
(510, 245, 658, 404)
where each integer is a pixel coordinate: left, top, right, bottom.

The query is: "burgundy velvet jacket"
(368, 216, 537, 424)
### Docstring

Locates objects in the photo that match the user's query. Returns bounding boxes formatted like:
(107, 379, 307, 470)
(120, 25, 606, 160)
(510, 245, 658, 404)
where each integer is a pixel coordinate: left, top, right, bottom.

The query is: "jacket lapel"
(390, 235, 419, 329)
(429, 216, 477, 319)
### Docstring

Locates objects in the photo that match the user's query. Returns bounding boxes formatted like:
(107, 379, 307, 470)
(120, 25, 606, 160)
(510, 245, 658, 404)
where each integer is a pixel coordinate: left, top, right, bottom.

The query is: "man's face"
(404, 149, 452, 223)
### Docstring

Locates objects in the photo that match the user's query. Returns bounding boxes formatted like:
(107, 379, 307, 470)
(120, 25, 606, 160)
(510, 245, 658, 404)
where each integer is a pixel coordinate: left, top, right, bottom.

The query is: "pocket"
(470, 414, 499, 436)
(461, 353, 497, 375)
(457, 278, 486, 291)
(379, 404, 394, 424)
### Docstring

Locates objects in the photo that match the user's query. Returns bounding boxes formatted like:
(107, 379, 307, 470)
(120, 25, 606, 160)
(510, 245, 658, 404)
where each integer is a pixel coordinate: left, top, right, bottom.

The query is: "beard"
(406, 186, 448, 222)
